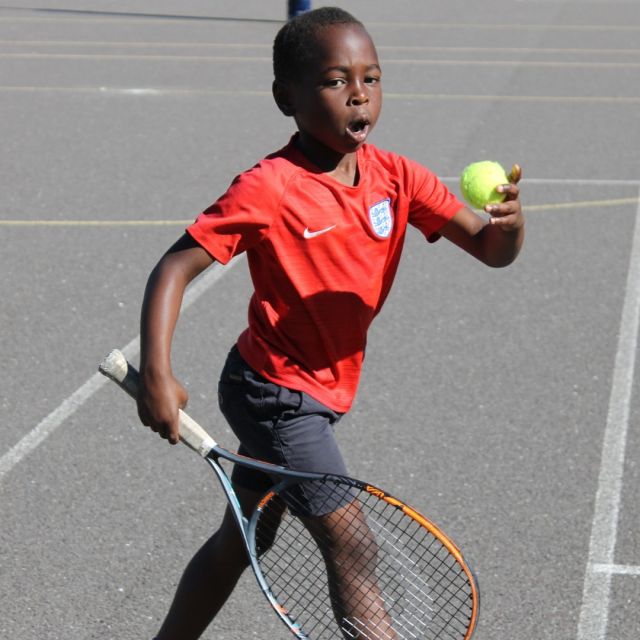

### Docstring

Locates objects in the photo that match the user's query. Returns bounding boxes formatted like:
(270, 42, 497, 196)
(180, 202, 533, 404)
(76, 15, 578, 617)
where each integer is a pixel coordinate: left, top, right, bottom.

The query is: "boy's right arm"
(137, 233, 215, 444)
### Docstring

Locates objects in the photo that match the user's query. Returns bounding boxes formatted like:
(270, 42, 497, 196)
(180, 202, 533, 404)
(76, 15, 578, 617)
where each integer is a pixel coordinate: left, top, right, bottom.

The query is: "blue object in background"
(288, 0, 311, 19)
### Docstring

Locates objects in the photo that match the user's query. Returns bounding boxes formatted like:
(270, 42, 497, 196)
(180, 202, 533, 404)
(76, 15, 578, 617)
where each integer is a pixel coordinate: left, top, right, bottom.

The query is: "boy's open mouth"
(346, 117, 370, 142)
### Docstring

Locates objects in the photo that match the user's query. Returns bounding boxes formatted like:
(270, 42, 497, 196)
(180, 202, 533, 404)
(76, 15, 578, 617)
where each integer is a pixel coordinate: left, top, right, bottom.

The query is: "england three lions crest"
(368, 198, 393, 238)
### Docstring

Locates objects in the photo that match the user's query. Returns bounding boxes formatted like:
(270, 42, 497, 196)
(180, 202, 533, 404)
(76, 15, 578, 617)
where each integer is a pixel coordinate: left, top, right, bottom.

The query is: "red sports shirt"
(187, 138, 463, 412)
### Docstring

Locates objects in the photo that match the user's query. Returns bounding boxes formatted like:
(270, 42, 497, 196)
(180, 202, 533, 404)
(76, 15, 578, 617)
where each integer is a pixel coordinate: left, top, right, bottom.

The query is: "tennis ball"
(460, 161, 509, 209)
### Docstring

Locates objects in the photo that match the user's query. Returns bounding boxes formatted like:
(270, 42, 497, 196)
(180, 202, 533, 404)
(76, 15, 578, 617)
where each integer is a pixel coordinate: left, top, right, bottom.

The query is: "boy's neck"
(294, 133, 360, 187)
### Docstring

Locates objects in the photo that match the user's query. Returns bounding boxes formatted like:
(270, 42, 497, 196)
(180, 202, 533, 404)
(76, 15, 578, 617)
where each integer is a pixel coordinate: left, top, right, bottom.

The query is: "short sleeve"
(404, 158, 464, 243)
(187, 164, 280, 264)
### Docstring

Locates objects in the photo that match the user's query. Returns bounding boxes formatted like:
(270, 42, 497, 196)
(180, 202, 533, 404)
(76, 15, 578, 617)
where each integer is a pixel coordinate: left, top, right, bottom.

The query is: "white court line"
(514, 178, 640, 187)
(440, 177, 640, 187)
(576, 186, 640, 640)
(0, 257, 242, 482)
(1, 15, 639, 31)
(3, 41, 640, 56)
(2, 85, 640, 104)
(592, 564, 640, 576)
(5, 52, 640, 69)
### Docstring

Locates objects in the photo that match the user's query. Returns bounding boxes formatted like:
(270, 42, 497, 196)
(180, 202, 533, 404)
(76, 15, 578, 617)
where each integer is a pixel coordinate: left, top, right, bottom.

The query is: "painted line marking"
(366, 22, 640, 32)
(2, 41, 640, 57)
(0, 12, 282, 25)
(576, 186, 640, 639)
(0, 368, 115, 482)
(0, 85, 639, 104)
(511, 178, 640, 187)
(525, 198, 639, 211)
(0, 39, 276, 49)
(4, 51, 640, 69)
(0, 85, 271, 97)
(0, 256, 242, 482)
(441, 178, 640, 187)
(2, 196, 639, 227)
(0, 52, 269, 62)
(386, 93, 640, 104)
(592, 564, 640, 576)
(1, 15, 639, 31)
(0, 219, 193, 226)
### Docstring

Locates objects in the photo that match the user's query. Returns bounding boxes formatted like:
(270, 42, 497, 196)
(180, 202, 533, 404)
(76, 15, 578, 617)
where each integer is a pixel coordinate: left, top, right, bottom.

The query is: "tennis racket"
(99, 348, 479, 640)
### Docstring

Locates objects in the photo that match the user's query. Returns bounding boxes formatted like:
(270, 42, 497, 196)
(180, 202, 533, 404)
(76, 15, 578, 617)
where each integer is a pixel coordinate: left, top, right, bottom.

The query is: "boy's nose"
(349, 87, 369, 105)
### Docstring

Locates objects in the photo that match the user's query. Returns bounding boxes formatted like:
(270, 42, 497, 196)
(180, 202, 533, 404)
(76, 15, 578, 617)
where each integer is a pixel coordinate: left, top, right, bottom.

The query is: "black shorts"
(217, 346, 349, 502)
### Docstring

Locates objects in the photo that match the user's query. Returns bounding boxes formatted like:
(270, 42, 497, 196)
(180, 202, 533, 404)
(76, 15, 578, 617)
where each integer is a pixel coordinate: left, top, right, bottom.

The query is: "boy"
(138, 7, 524, 639)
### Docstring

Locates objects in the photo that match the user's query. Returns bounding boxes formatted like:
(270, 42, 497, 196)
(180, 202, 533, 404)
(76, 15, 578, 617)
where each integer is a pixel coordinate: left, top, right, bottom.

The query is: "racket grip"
(99, 349, 216, 457)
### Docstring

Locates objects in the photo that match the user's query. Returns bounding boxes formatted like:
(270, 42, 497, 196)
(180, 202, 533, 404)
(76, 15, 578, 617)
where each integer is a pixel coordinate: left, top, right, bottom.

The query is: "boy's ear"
(272, 80, 296, 117)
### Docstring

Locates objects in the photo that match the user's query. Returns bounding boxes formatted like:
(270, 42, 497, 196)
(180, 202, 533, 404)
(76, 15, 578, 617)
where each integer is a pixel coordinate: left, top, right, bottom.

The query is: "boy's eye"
(365, 75, 381, 85)
(323, 78, 346, 87)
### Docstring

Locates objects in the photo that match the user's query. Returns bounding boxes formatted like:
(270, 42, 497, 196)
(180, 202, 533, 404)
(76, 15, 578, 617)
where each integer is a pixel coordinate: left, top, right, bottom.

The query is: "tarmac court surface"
(1, 1, 639, 638)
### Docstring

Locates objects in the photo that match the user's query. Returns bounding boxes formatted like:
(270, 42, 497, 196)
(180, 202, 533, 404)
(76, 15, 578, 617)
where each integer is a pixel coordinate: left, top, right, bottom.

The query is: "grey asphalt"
(1, 1, 639, 639)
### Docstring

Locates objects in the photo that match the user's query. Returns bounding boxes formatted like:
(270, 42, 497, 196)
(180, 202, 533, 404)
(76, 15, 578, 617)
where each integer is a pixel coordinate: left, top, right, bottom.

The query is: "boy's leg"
(304, 502, 397, 640)
(155, 485, 263, 640)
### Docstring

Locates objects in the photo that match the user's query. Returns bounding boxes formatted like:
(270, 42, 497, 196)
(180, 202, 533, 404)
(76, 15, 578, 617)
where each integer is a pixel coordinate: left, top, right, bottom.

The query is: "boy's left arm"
(439, 166, 524, 267)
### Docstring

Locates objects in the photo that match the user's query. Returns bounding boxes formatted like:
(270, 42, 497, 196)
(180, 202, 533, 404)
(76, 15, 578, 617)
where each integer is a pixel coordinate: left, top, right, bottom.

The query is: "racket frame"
(99, 349, 480, 639)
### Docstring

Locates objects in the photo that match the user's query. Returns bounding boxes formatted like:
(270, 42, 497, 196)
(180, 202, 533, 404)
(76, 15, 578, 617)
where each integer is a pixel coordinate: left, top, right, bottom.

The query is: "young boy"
(137, 7, 524, 639)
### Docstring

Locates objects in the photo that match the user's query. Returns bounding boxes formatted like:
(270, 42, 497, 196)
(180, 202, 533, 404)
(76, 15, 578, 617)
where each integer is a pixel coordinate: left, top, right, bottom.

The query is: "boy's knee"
(199, 524, 251, 570)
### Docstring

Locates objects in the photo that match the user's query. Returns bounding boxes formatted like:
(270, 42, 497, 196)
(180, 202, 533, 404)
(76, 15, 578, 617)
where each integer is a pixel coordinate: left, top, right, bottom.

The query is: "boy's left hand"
(485, 164, 524, 231)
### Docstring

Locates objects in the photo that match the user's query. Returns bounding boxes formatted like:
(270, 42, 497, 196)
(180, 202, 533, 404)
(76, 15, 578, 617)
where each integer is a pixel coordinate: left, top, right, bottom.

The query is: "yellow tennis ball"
(460, 161, 509, 209)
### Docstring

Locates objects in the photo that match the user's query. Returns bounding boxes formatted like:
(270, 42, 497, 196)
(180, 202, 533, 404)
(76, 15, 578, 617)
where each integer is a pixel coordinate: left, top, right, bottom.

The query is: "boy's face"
(283, 23, 382, 158)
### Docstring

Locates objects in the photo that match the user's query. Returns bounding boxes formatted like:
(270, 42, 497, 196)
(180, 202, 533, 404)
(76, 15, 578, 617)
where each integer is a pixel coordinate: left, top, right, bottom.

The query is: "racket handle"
(99, 349, 217, 457)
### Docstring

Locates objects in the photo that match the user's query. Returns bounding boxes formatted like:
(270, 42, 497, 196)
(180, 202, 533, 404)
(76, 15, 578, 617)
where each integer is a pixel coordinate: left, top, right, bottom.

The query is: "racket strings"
(255, 496, 334, 631)
(253, 479, 475, 639)
(328, 488, 465, 633)
(371, 518, 471, 635)
(343, 497, 471, 639)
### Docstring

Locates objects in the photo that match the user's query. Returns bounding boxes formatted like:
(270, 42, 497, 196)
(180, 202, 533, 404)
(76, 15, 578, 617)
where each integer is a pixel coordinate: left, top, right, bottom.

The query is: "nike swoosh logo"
(303, 224, 336, 239)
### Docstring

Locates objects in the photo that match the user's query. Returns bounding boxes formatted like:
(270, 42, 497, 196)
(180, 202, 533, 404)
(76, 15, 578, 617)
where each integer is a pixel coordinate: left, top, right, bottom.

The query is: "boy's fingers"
(508, 163, 522, 184)
(167, 410, 182, 444)
(489, 213, 523, 230)
(489, 213, 516, 225)
(489, 199, 519, 213)
(486, 196, 522, 222)
(139, 407, 180, 442)
(175, 380, 189, 410)
(496, 182, 520, 202)
(152, 419, 179, 444)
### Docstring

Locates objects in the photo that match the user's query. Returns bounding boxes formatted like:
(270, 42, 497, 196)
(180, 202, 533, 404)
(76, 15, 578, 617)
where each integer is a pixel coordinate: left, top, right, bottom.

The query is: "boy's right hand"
(137, 371, 188, 445)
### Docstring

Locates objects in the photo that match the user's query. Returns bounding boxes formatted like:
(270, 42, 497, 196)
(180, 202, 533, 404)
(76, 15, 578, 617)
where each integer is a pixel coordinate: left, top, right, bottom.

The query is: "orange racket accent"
(101, 350, 480, 640)
(257, 490, 277, 511)
(363, 483, 480, 640)
(397, 501, 480, 640)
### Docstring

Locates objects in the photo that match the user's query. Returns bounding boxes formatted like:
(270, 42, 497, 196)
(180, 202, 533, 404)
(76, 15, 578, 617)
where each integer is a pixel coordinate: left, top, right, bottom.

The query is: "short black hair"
(273, 7, 364, 84)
